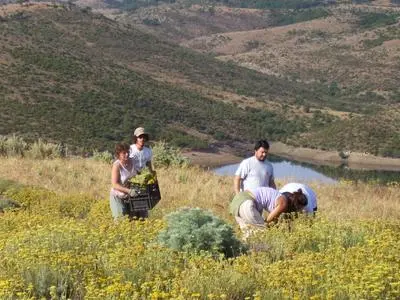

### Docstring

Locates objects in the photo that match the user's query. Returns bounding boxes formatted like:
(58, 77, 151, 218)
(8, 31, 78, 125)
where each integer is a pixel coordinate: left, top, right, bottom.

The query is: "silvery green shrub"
(158, 208, 247, 258)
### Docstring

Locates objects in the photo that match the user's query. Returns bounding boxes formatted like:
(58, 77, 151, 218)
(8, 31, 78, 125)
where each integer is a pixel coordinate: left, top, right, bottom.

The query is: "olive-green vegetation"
(268, 7, 331, 26)
(112, 0, 333, 10)
(0, 5, 313, 153)
(1, 3, 400, 157)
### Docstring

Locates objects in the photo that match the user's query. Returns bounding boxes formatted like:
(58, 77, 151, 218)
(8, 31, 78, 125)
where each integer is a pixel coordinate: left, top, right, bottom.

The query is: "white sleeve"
(234, 160, 247, 179)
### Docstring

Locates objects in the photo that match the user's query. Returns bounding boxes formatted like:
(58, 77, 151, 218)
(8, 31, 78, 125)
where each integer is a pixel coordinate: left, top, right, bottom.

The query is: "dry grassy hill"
(1, 1, 399, 157)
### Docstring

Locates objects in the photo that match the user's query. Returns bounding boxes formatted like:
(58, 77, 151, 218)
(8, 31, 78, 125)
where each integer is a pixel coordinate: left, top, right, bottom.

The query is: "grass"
(0, 157, 399, 298)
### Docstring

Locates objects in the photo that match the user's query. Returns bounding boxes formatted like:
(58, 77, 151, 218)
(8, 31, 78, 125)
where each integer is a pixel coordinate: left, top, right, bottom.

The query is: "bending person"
(229, 187, 307, 231)
(279, 182, 317, 213)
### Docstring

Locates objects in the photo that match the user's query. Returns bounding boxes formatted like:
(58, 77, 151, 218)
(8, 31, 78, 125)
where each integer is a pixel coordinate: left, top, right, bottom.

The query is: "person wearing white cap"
(129, 127, 153, 172)
(279, 182, 317, 213)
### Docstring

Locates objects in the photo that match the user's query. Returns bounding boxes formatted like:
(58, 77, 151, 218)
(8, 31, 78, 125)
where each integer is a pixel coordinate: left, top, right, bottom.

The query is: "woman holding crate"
(110, 143, 149, 220)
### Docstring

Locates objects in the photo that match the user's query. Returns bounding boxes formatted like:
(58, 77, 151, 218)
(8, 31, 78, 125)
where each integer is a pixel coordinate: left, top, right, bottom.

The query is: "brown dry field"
(0, 2, 50, 16)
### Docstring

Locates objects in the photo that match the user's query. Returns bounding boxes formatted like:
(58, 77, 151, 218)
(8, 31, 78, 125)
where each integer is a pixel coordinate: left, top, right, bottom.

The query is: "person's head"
(114, 143, 130, 161)
(254, 140, 270, 161)
(132, 127, 149, 150)
(285, 189, 308, 213)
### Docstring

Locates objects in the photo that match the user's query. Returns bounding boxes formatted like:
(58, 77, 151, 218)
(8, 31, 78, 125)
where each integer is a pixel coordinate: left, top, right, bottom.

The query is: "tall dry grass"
(0, 157, 399, 222)
(1, 157, 400, 299)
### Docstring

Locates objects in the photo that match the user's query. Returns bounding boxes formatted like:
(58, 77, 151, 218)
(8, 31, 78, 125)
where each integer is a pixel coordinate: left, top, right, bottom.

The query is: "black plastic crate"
(124, 183, 161, 212)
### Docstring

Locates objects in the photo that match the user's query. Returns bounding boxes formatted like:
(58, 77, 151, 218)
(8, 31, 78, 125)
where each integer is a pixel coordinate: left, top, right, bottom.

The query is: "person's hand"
(128, 188, 139, 197)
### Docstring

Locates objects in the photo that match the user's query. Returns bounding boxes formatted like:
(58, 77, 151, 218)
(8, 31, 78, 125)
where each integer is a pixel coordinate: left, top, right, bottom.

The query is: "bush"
(158, 208, 247, 258)
(0, 134, 28, 157)
(0, 196, 21, 213)
(152, 141, 189, 168)
(92, 150, 113, 164)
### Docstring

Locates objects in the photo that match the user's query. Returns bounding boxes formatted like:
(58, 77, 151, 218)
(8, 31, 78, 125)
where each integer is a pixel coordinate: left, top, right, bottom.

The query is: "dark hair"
(114, 143, 130, 157)
(254, 140, 270, 151)
(283, 189, 308, 213)
(132, 134, 149, 143)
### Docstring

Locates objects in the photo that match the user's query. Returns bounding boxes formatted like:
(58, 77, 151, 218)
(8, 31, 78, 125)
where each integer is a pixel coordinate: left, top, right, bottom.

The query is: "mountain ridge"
(1, 1, 399, 157)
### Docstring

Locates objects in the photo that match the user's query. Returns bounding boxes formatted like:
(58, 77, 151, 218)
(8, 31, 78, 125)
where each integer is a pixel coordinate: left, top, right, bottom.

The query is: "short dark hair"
(254, 140, 270, 151)
(132, 134, 149, 144)
(114, 143, 130, 157)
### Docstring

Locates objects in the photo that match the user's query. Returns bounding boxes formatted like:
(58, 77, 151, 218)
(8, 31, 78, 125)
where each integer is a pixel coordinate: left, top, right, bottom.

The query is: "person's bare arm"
(233, 175, 242, 194)
(111, 164, 130, 194)
(266, 195, 287, 223)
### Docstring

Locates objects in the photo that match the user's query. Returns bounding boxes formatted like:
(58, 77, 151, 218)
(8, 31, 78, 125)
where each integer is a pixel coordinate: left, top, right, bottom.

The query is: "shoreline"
(183, 142, 400, 171)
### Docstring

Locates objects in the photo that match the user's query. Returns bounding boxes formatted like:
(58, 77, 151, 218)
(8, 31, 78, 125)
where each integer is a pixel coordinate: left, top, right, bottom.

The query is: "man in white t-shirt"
(129, 127, 153, 172)
(279, 182, 317, 213)
(234, 140, 276, 194)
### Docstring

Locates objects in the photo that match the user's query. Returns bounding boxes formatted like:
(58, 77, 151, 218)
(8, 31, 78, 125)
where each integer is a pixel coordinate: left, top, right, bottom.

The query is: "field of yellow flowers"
(0, 157, 399, 299)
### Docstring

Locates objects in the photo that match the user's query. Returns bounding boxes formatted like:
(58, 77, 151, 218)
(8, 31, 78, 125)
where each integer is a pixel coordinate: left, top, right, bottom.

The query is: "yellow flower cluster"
(0, 167, 399, 299)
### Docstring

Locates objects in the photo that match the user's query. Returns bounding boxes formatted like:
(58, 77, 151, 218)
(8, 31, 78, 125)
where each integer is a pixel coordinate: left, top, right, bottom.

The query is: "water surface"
(214, 156, 400, 184)
(214, 160, 337, 184)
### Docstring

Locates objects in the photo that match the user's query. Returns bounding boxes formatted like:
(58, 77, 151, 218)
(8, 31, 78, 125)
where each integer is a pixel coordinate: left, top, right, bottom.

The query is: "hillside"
(0, 2, 399, 157)
(92, 0, 400, 157)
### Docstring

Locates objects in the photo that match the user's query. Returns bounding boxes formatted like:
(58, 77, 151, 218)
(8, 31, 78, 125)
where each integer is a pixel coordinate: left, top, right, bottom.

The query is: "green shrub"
(158, 208, 247, 258)
(152, 141, 190, 168)
(357, 12, 400, 29)
(92, 150, 113, 164)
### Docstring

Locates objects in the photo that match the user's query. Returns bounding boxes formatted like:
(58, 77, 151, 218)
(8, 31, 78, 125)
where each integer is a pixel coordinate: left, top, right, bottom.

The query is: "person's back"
(279, 182, 317, 212)
(248, 186, 281, 213)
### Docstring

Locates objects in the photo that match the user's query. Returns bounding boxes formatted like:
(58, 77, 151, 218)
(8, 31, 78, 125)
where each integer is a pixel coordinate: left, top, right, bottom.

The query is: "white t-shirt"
(279, 183, 317, 213)
(235, 156, 274, 192)
(129, 144, 153, 171)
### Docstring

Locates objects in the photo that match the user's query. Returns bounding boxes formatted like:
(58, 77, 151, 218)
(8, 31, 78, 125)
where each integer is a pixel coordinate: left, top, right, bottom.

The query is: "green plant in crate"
(127, 167, 157, 188)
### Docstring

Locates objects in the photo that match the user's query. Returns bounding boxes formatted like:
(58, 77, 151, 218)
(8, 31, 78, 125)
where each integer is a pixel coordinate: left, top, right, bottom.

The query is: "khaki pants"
(235, 200, 265, 239)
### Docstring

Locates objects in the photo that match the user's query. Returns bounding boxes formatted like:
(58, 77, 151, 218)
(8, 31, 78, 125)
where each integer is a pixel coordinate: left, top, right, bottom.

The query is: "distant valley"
(0, 0, 399, 157)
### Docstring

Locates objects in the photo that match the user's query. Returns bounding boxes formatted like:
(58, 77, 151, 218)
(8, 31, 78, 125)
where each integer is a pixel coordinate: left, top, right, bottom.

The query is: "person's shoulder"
(237, 156, 253, 168)
(264, 159, 273, 165)
(242, 156, 255, 163)
(112, 159, 120, 168)
(262, 159, 274, 169)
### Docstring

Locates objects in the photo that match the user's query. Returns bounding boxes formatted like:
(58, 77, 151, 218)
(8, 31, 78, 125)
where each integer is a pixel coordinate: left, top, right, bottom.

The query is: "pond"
(213, 156, 400, 185)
